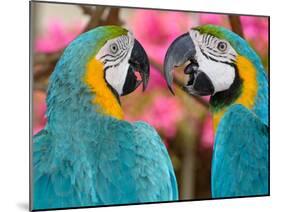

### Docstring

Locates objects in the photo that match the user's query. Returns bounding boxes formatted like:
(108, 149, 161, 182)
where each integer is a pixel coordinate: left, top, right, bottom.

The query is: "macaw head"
(82, 25, 149, 96)
(92, 26, 149, 96)
(163, 25, 267, 111)
(47, 26, 149, 120)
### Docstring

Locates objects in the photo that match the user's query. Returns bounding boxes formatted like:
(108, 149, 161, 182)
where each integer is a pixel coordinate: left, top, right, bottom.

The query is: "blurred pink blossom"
(35, 19, 86, 53)
(240, 16, 268, 54)
(147, 66, 167, 90)
(33, 91, 47, 135)
(131, 10, 190, 89)
(200, 114, 214, 149)
(199, 14, 230, 27)
(131, 10, 190, 63)
(136, 96, 184, 139)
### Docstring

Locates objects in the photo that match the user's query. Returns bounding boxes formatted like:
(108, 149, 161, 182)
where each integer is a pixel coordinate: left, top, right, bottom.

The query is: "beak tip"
(142, 71, 149, 92)
(168, 84, 175, 95)
(142, 84, 146, 92)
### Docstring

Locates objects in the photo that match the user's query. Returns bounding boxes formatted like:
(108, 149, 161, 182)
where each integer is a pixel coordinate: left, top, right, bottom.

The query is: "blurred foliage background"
(31, 2, 269, 201)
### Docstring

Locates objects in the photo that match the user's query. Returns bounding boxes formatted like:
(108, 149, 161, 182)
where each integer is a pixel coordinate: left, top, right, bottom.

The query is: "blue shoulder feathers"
(212, 104, 268, 198)
(33, 118, 178, 210)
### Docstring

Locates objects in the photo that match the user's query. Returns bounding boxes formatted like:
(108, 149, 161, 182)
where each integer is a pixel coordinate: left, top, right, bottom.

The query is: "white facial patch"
(190, 30, 237, 94)
(95, 32, 134, 95)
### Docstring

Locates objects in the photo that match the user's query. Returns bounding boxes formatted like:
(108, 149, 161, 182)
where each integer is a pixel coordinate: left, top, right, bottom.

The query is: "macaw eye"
(217, 41, 228, 52)
(110, 43, 119, 54)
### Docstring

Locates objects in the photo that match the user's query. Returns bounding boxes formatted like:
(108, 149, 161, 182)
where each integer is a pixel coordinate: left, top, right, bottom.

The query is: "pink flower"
(33, 91, 47, 135)
(199, 14, 230, 27)
(146, 66, 167, 90)
(240, 16, 268, 55)
(130, 10, 191, 89)
(200, 114, 214, 149)
(131, 10, 190, 62)
(35, 19, 86, 53)
(136, 96, 184, 139)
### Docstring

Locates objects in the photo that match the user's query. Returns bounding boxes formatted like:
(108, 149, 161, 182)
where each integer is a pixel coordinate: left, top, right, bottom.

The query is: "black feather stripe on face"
(199, 47, 236, 66)
(103, 49, 130, 72)
(101, 35, 131, 70)
(199, 34, 236, 65)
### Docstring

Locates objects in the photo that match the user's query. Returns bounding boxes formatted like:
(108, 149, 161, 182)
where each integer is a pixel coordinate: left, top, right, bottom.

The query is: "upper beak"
(121, 39, 150, 96)
(163, 33, 196, 94)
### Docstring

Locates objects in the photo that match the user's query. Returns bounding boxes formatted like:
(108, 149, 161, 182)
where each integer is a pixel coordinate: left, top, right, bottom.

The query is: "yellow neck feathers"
(213, 55, 258, 131)
(84, 58, 124, 120)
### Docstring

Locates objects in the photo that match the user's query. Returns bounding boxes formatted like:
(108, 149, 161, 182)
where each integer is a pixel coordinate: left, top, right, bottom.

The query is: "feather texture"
(32, 26, 178, 210)
(33, 118, 178, 210)
(212, 104, 268, 198)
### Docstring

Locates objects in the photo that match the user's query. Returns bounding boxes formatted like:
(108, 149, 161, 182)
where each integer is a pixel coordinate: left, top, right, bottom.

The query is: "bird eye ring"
(110, 43, 118, 54)
(217, 41, 228, 52)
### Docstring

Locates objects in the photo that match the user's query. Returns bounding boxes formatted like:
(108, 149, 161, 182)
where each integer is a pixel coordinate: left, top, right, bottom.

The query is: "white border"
(0, 0, 280, 211)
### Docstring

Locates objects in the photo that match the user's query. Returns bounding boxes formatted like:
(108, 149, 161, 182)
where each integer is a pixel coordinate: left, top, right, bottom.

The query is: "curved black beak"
(164, 32, 214, 96)
(164, 33, 196, 94)
(121, 39, 150, 96)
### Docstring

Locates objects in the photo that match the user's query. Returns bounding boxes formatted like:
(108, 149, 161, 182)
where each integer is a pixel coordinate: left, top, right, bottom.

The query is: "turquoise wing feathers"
(32, 25, 178, 210)
(133, 122, 178, 201)
(93, 120, 178, 204)
(33, 129, 98, 209)
(33, 120, 178, 209)
(212, 104, 269, 198)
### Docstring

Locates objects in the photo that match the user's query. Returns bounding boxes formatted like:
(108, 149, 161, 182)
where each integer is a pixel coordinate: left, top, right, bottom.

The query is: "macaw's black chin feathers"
(121, 39, 150, 96)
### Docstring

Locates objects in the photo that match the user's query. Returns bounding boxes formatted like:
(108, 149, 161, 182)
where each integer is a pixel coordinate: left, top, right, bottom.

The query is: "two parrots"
(33, 24, 269, 210)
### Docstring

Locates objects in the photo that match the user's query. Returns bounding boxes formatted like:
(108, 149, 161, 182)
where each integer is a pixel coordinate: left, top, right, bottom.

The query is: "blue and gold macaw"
(163, 25, 268, 198)
(33, 26, 178, 210)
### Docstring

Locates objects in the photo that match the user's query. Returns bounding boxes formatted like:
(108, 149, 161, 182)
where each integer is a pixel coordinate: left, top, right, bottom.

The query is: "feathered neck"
(210, 55, 268, 131)
(45, 59, 123, 134)
(83, 58, 124, 120)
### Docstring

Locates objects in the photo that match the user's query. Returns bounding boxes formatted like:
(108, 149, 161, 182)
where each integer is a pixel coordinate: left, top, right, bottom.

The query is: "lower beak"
(121, 39, 150, 96)
(164, 33, 214, 96)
